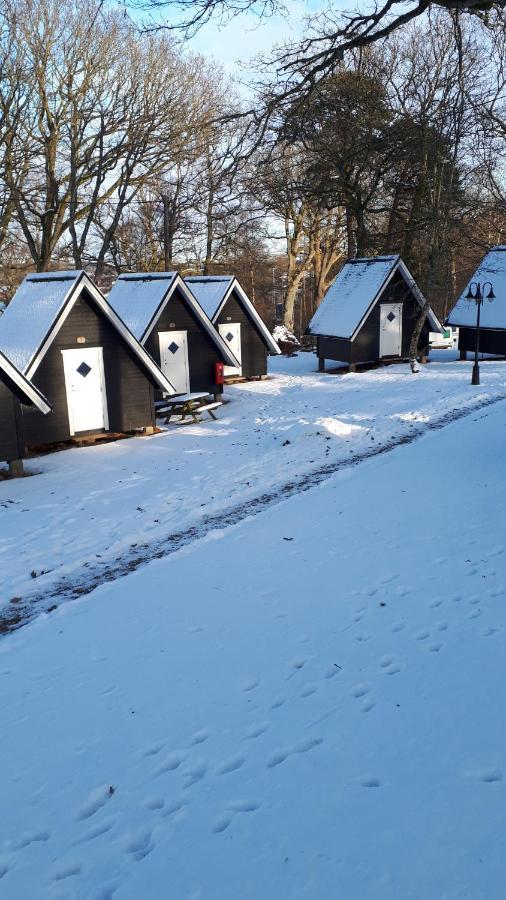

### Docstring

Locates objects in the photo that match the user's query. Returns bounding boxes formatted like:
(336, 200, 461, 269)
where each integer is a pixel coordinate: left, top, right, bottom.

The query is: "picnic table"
(156, 392, 222, 424)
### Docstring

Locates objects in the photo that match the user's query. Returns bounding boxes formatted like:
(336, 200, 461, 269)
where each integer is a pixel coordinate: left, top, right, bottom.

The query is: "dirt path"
(1, 393, 503, 637)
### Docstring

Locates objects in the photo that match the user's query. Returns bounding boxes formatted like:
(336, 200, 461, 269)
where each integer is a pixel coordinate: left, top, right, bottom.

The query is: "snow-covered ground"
(1, 387, 506, 898)
(1, 350, 506, 615)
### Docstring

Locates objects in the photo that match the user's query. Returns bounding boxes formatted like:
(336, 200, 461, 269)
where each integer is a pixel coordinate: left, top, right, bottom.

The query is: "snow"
(2, 350, 506, 612)
(185, 276, 233, 320)
(272, 324, 300, 346)
(308, 256, 441, 338)
(1, 381, 506, 898)
(448, 246, 506, 329)
(107, 273, 178, 341)
(0, 272, 81, 373)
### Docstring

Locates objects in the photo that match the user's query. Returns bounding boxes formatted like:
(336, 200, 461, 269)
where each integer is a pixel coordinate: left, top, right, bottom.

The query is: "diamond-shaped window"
(76, 361, 92, 377)
(168, 341, 179, 354)
(386, 312, 396, 322)
(225, 331, 234, 342)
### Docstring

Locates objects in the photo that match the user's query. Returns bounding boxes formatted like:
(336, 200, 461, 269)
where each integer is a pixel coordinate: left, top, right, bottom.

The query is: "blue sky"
(134, 0, 340, 75)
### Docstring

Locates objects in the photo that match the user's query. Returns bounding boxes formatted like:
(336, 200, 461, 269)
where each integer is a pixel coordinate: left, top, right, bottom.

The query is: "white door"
(379, 303, 403, 357)
(159, 331, 190, 396)
(218, 323, 242, 376)
(62, 347, 108, 435)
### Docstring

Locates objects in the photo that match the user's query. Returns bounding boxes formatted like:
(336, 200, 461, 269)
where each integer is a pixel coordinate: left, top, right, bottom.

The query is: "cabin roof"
(447, 246, 506, 329)
(0, 270, 177, 395)
(0, 349, 51, 414)
(108, 272, 239, 366)
(0, 271, 81, 374)
(184, 276, 235, 320)
(307, 256, 442, 339)
(108, 273, 179, 341)
(185, 276, 281, 354)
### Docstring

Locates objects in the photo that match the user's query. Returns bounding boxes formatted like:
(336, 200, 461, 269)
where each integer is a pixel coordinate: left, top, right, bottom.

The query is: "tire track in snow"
(1, 392, 505, 636)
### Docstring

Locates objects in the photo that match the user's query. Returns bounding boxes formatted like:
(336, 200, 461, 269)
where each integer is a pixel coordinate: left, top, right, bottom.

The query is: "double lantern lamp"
(465, 281, 495, 386)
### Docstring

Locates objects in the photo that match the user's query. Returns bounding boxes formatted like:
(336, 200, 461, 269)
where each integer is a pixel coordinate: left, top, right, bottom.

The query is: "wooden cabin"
(185, 276, 281, 379)
(0, 271, 175, 448)
(307, 256, 442, 372)
(108, 273, 238, 397)
(0, 350, 51, 474)
(447, 246, 506, 357)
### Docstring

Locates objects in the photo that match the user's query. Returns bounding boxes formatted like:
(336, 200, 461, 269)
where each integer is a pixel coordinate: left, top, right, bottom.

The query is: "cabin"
(0, 350, 51, 475)
(447, 246, 506, 358)
(108, 272, 238, 397)
(0, 271, 176, 449)
(185, 276, 281, 378)
(306, 256, 442, 372)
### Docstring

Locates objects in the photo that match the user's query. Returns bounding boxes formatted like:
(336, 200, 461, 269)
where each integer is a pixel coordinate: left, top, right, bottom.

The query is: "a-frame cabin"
(0, 350, 51, 475)
(185, 276, 281, 379)
(307, 256, 442, 372)
(0, 271, 175, 448)
(108, 272, 238, 397)
(447, 246, 506, 357)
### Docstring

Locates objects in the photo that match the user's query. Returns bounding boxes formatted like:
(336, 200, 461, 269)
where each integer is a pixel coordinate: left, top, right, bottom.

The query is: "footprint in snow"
(74, 819, 115, 845)
(352, 684, 370, 698)
(16, 830, 50, 849)
(300, 684, 318, 698)
(267, 737, 323, 768)
(156, 750, 187, 775)
(76, 785, 115, 821)
(215, 755, 245, 776)
(211, 801, 260, 834)
(379, 655, 393, 668)
(241, 679, 260, 693)
(384, 664, 401, 675)
(357, 775, 382, 788)
(190, 729, 210, 746)
(124, 828, 155, 861)
(244, 721, 270, 740)
(390, 622, 405, 633)
(428, 643, 442, 653)
(415, 630, 429, 641)
(51, 861, 83, 881)
(468, 768, 503, 784)
(482, 627, 498, 637)
(361, 699, 375, 713)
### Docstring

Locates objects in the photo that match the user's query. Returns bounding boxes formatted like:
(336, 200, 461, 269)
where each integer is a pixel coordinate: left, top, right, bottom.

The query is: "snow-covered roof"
(307, 257, 442, 339)
(108, 273, 179, 341)
(108, 273, 239, 367)
(0, 349, 51, 414)
(0, 271, 177, 395)
(184, 276, 234, 320)
(185, 276, 281, 354)
(0, 271, 81, 373)
(447, 246, 506, 329)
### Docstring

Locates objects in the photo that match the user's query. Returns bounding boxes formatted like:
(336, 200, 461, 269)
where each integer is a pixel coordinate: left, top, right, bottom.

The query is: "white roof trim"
(212, 279, 281, 355)
(350, 258, 442, 340)
(25, 273, 177, 395)
(140, 275, 240, 367)
(0, 349, 51, 414)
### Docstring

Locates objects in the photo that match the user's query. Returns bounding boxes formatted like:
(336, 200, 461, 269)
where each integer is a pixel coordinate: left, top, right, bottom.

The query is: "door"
(62, 347, 108, 435)
(379, 303, 403, 357)
(158, 331, 190, 396)
(218, 322, 242, 376)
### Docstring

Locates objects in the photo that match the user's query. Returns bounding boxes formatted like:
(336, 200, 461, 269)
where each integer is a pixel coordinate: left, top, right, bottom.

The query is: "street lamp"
(465, 280, 496, 385)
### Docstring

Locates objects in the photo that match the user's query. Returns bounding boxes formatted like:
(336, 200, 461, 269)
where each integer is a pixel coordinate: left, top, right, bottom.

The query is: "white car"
(429, 327, 456, 350)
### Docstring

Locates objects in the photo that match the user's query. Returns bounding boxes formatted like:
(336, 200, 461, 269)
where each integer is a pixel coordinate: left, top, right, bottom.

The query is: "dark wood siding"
(317, 271, 430, 366)
(21, 288, 155, 446)
(144, 287, 222, 395)
(215, 291, 268, 377)
(317, 336, 351, 362)
(458, 327, 506, 356)
(0, 383, 24, 462)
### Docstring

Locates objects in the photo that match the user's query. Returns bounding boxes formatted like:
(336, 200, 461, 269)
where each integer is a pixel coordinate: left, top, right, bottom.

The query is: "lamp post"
(465, 281, 495, 385)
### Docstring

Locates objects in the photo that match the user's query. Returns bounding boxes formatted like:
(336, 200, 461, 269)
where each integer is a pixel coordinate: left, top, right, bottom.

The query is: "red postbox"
(214, 361, 225, 385)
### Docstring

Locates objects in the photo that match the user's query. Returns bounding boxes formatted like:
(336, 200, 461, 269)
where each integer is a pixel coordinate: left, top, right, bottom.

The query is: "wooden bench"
(156, 397, 222, 424)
